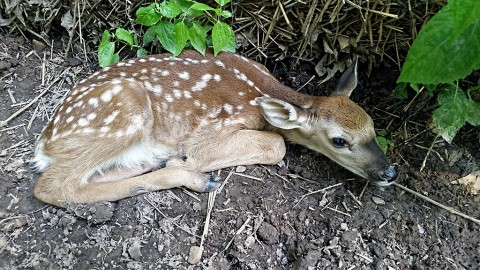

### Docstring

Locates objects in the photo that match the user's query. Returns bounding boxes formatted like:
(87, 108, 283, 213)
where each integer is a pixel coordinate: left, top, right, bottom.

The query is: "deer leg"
(34, 162, 218, 207)
(183, 129, 286, 172)
(34, 136, 218, 207)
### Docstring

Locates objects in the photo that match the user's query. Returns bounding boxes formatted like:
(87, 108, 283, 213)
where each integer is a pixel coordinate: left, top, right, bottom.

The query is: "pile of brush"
(1, 0, 445, 74)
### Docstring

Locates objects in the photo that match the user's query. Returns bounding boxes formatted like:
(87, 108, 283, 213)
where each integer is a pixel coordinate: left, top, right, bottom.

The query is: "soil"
(1, 34, 479, 270)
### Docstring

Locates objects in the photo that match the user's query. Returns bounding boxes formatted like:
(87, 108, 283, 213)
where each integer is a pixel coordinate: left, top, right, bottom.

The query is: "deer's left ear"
(255, 97, 307, 130)
(331, 59, 358, 98)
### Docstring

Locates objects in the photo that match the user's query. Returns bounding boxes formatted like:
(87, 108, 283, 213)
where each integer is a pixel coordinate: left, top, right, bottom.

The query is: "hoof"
(204, 174, 221, 192)
(154, 159, 169, 170)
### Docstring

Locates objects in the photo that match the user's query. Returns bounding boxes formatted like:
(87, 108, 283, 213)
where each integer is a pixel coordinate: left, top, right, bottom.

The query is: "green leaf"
(100, 29, 111, 46)
(188, 22, 206, 55)
(155, 20, 176, 54)
(377, 136, 389, 154)
(137, 47, 148, 57)
(392, 83, 408, 99)
(176, 0, 203, 17)
(409, 83, 420, 93)
(174, 21, 189, 56)
(215, 0, 231, 7)
(437, 85, 457, 105)
(159, 1, 182, 18)
(136, 3, 161, 26)
(143, 24, 159, 45)
(220, 10, 233, 18)
(398, 0, 480, 84)
(203, 24, 214, 33)
(115, 28, 133, 46)
(176, 0, 194, 11)
(432, 89, 480, 143)
(190, 2, 214, 11)
(465, 98, 480, 126)
(112, 53, 120, 64)
(98, 41, 116, 67)
(212, 21, 235, 56)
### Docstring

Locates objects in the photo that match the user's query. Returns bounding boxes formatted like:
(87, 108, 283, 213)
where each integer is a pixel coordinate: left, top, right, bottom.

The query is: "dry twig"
(393, 183, 480, 226)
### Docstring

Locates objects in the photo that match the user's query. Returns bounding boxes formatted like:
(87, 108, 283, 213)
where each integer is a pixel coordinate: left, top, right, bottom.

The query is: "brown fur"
(33, 51, 392, 207)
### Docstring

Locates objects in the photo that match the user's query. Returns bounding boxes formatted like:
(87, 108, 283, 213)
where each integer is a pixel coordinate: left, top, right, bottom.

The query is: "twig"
(393, 183, 480, 226)
(0, 124, 26, 133)
(199, 190, 217, 254)
(347, 190, 363, 206)
(0, 76, 62, 127)
(277, 1, 293, 30)
(356, 252, 373, 263)
(358, 181, 369, 200)
(181, 188, 201, 202)
(286, 173, 318, 184)
(223, 216, 252, 252)
(260, 165, 291, 185)
(0, 206, 49, 225)
(233, 172, 264, 182)
(144, 196, 201, 238)
(218, 168, 234, 194)
(325, 206, 352, 217)
(345, 0, 398, 18)
(420, 134, 440, 172)
(297, 75, 316, 91)
(294, 183, 343, 208)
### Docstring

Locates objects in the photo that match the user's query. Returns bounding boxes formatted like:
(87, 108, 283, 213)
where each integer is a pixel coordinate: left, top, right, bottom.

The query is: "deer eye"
(332, 138, 347, 148)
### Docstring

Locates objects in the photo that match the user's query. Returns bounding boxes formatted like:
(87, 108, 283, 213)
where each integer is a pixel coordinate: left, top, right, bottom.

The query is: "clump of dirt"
(1, 35, 479, 269)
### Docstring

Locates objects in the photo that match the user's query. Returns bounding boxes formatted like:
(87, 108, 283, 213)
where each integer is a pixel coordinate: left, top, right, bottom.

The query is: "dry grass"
(1, 0, 446, 68)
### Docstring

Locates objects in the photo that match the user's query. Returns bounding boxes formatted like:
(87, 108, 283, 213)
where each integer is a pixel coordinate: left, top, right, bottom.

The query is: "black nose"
(382, 165, 398, 182)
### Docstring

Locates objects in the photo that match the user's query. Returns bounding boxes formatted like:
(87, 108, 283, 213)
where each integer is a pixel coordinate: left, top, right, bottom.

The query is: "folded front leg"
(182, 129, 286, 172)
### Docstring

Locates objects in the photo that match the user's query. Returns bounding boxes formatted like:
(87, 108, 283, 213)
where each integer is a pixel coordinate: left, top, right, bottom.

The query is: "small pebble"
(192, 202, 201, 211)
(188, 246, 203, 264)
(417, 224, 425, 234)
(244, 235, 256, 248)
(372, 196, 386, 205)
(128, 240, 142, 261)
(236, 166, 247, 173)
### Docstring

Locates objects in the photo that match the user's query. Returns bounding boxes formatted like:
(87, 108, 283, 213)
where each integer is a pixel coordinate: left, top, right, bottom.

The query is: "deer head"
(256, 61, 398, 186)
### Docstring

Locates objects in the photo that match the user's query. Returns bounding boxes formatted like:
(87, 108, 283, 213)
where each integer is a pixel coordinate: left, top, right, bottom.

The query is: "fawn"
(33, 50, 398, 207)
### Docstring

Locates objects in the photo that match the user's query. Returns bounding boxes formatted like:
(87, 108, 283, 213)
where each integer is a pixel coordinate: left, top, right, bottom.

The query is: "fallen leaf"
(454, 171, 480, 195)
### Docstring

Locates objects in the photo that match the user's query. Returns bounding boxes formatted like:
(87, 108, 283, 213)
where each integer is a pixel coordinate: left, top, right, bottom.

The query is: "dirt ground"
(1, 34, 479, 270)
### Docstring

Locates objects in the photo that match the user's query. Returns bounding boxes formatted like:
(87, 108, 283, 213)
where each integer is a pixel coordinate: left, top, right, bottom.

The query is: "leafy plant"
(98, 0, 235, 67)
(397, 0, 480, 143)
(377, 130, 395, 154)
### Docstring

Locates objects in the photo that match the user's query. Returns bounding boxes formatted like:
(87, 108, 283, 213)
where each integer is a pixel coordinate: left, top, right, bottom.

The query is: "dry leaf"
(454, 171, 480, 195)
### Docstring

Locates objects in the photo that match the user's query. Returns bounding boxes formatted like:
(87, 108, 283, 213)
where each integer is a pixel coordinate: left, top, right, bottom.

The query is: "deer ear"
(255, 97, 306, 130)
(331, 59, 358, 97)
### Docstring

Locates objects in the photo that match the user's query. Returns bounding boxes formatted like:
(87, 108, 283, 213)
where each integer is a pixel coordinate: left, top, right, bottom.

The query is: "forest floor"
(1, 34, 479, 269)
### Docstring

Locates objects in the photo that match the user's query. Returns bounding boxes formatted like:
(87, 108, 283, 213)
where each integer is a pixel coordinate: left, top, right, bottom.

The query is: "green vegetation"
(397, 0, 480, 143)
(377, 131, 395, 155)
(98, 0, 235, 67)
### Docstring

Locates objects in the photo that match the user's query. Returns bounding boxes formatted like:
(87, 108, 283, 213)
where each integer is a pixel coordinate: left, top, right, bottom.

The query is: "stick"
(325, 206, 352, 217)
(200, 190, 217, 251)
(233, 172, 264, 182)
(0, 76, 61, 127)
(144, 196, 200, 238)
(393, 183, 480, 225)
(347, 190, 363, 206)
(223, 216, 252, 252)
(293, 183, 343, 208)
